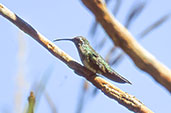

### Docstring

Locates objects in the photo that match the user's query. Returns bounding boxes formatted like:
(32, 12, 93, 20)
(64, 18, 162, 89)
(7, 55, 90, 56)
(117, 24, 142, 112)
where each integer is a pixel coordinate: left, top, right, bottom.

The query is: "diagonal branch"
(0, 4, 153, 113)
(81, 0, 171, 93)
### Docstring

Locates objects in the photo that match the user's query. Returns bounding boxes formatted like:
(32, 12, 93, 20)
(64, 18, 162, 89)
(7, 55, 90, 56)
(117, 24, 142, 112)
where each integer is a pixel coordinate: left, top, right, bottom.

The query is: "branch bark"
(81, 0, 171, 92)
(0, 3, 153, 113)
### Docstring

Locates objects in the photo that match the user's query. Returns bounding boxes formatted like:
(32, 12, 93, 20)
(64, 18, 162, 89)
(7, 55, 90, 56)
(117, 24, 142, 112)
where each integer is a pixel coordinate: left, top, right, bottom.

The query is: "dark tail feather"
(104, 71, 132, 85)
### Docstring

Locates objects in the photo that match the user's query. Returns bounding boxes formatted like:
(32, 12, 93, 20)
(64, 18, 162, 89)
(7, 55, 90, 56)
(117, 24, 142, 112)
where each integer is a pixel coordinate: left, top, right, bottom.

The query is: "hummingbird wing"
(88, 52, 131, 84)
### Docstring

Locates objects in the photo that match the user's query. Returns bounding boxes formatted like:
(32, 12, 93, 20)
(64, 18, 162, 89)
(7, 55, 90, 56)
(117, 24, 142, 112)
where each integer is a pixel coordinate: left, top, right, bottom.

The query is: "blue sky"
(0, 0, 171, 113)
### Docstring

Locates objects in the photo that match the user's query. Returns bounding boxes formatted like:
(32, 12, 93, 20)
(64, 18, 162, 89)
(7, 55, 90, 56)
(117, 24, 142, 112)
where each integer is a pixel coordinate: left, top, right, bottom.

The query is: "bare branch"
(0, 4, 153, 112)
(81, 0, 171, 93)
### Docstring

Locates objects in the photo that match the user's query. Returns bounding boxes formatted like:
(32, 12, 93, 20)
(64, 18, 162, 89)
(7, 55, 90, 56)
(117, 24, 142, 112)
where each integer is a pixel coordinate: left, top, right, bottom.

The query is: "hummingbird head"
(72, 36, 89, 46)
(53, 36, 89, 46)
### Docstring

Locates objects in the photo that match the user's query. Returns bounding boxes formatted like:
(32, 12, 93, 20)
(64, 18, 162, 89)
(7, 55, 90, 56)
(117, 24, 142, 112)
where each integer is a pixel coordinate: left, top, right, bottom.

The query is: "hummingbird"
(54, 36, 131, 84)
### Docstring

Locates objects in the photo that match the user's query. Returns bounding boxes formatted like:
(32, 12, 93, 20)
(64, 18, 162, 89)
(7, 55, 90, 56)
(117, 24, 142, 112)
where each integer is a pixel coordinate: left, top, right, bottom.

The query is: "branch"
(0, 4, 153, 113)
(81, 0, 171, 93)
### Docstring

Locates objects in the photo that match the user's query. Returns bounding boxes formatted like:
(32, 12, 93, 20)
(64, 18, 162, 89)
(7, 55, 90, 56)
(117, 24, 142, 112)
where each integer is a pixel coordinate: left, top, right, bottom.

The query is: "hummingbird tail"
(105, 72, 132, 84)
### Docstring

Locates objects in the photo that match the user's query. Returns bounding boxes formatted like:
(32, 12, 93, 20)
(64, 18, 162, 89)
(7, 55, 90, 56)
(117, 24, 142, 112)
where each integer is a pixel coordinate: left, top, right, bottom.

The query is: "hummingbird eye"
(79, 39, 84, 44)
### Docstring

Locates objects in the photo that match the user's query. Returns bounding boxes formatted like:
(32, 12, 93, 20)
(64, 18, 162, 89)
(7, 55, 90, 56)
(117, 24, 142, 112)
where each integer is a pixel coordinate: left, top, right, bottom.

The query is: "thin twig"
(33, 65, 54, 111)
(138, 13, 171, 38)
(125, 1, 147, 28)
(105, 46, 117, 63)
(75, 80, 89, 113)
(44, 91, 58, 113)
(112, 0, 122, 16)
(95, 37, 107, 50)
(110, 52, 124, 66)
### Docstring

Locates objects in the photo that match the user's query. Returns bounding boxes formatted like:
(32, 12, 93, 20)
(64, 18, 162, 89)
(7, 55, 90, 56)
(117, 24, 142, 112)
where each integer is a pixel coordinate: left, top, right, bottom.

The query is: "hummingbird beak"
(53, 38, 73, 42)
